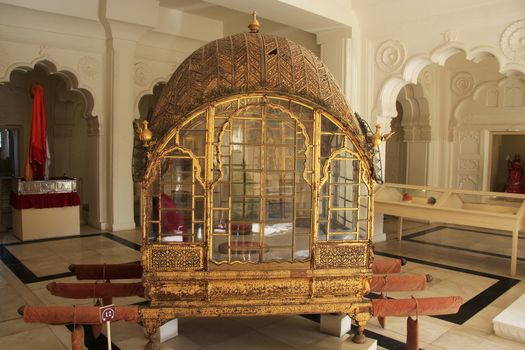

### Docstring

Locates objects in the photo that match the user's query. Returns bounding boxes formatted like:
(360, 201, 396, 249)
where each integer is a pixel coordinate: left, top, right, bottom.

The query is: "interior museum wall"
(355, 0, 525, 131)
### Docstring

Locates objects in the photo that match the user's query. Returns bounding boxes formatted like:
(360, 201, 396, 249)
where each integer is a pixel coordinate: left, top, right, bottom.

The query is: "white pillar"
(316, 28, 354, 103)
(106, 37, 138, 231)
(103, 1, 157, 231)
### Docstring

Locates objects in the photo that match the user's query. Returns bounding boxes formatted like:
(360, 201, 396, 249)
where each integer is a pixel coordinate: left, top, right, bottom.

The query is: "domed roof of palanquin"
(150, 31, 363, 139)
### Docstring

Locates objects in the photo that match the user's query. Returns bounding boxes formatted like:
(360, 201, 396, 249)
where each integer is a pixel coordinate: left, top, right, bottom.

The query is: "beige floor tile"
(293, 334, 379, 350)
(257, 315, 330, 348)
(479, 334, 525, 350)
(430, 325, 489, 349)
(463, 305, 503, 334)
(177, 317, 254, 347)
(0, 326, 68, 350)
(0, 317, 46, 338)
(206, 330, 297, 350)
(230, 315, 292, 330)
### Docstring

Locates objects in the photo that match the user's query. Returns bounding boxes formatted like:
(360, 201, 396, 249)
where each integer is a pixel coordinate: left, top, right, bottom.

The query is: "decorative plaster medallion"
(134, 62, 152, 87)
(500, 19, 525, 61)
(78, 56, 99, 79)
(441, 30, 458, 42)
(451, 72, 474, 96)
(376, 40, 406, 72)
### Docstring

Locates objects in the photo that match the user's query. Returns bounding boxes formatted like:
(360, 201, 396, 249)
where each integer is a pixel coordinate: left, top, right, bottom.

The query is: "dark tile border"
(404, 226, 525, 261)
(375, 251, 520, 324)
(0, 232, 141, 284)
(301, 314, 412, 350)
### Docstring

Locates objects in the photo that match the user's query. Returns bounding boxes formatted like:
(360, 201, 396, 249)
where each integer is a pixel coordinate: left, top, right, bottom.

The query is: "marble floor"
(1, 219, 525, 349)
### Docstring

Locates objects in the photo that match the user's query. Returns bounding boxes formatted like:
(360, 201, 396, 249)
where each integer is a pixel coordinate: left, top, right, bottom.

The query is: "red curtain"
(25, 84, 47, 180)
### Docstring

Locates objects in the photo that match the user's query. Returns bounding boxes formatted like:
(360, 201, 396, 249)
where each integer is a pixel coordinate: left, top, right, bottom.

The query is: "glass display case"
(376, 183, 525, 275)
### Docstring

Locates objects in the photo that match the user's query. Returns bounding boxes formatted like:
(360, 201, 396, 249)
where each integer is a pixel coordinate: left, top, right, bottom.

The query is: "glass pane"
(266, 198, 293, 221)
(319, 198, 329, 219)
(266, 146, 294, 171)
(212, 235, 228, 261)
(231, 146, 260, 169)
(331, 184, 358, 209)
(231, 119, 261, 144)
(193, 223, 204, 242)
(318, 222, 328, 240)
(232, 200, 260, 220)
(294, 235, 310, 259)
(329, 210, 357, 233)
(265, 119, 295, 144)
(212, 210, 229, 233)
(146, 222, 160, 243)
(321, 115, 339, 132)
(231, 171, 260, 196)
(265, 172, 294, 195)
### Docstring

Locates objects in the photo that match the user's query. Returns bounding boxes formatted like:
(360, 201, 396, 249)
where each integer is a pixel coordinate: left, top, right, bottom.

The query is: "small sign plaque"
(99, 304, 116, 323)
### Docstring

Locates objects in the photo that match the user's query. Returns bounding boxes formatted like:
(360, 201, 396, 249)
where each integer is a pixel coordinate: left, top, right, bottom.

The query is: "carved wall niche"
(452, 75, 525, 190)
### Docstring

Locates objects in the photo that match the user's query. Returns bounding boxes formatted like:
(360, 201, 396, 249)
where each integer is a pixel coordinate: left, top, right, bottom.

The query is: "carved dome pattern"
(151, 32, 361, 139)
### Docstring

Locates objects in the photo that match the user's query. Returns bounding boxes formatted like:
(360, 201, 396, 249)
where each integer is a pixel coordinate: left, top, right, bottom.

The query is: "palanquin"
(137, 14, 382, 346)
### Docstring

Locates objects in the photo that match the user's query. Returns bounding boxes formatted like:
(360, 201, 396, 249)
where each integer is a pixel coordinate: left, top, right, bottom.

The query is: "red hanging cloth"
(25, 84, 47, 180)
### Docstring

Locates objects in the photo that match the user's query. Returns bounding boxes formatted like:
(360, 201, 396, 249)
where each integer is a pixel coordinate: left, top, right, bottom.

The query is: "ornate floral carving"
(315, 244, 367, 268)
(145, 245, 203, 271)
(134, 62, 152, 87)
(375, 40, 405, 73)
(459, 159, 479, 170)
(460, 130, 480, 143)
(208, 279, 310, 299)
(442, 30, 459, 42)
(39, 44, 48, 56)
(313, 277, 363, 298)
(451, 72, 474, 96)
(458, 174, 478, 190)
(78, 56, 99, 79)
(500, 19, 525, 61)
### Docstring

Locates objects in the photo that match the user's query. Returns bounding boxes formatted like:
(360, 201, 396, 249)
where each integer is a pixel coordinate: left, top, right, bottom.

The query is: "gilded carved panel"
(315, 244, 368, 269)
(144, 245, 204, 271)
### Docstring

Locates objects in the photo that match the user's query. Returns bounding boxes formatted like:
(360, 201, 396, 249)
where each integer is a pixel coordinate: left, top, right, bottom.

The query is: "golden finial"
(138, 120, 153, 142)
(370, 123, 395, 147)
(248, 11, 260, 33)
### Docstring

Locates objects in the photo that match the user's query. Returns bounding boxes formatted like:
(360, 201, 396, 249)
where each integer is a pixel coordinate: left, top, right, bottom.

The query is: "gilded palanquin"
(139, 17, 380, 344)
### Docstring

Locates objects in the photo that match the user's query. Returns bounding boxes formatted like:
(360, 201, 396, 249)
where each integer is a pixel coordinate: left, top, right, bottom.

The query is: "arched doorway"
(0, 60, 99, 228)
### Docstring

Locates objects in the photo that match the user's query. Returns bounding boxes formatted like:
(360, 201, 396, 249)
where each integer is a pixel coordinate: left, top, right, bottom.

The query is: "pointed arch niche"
(385, 83, 431, 185)
(0, 60, 99, 226)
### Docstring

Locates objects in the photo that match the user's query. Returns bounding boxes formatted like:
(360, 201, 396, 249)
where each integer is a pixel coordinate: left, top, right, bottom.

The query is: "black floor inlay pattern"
(301, 314, 414, 350)
(404, 225, 525, 261)
(375, 251, 520, 324)
(0, 232, 141, 284)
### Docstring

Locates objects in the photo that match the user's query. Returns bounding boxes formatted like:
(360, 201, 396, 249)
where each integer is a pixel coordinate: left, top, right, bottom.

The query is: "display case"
(375, 183, 525, 275)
